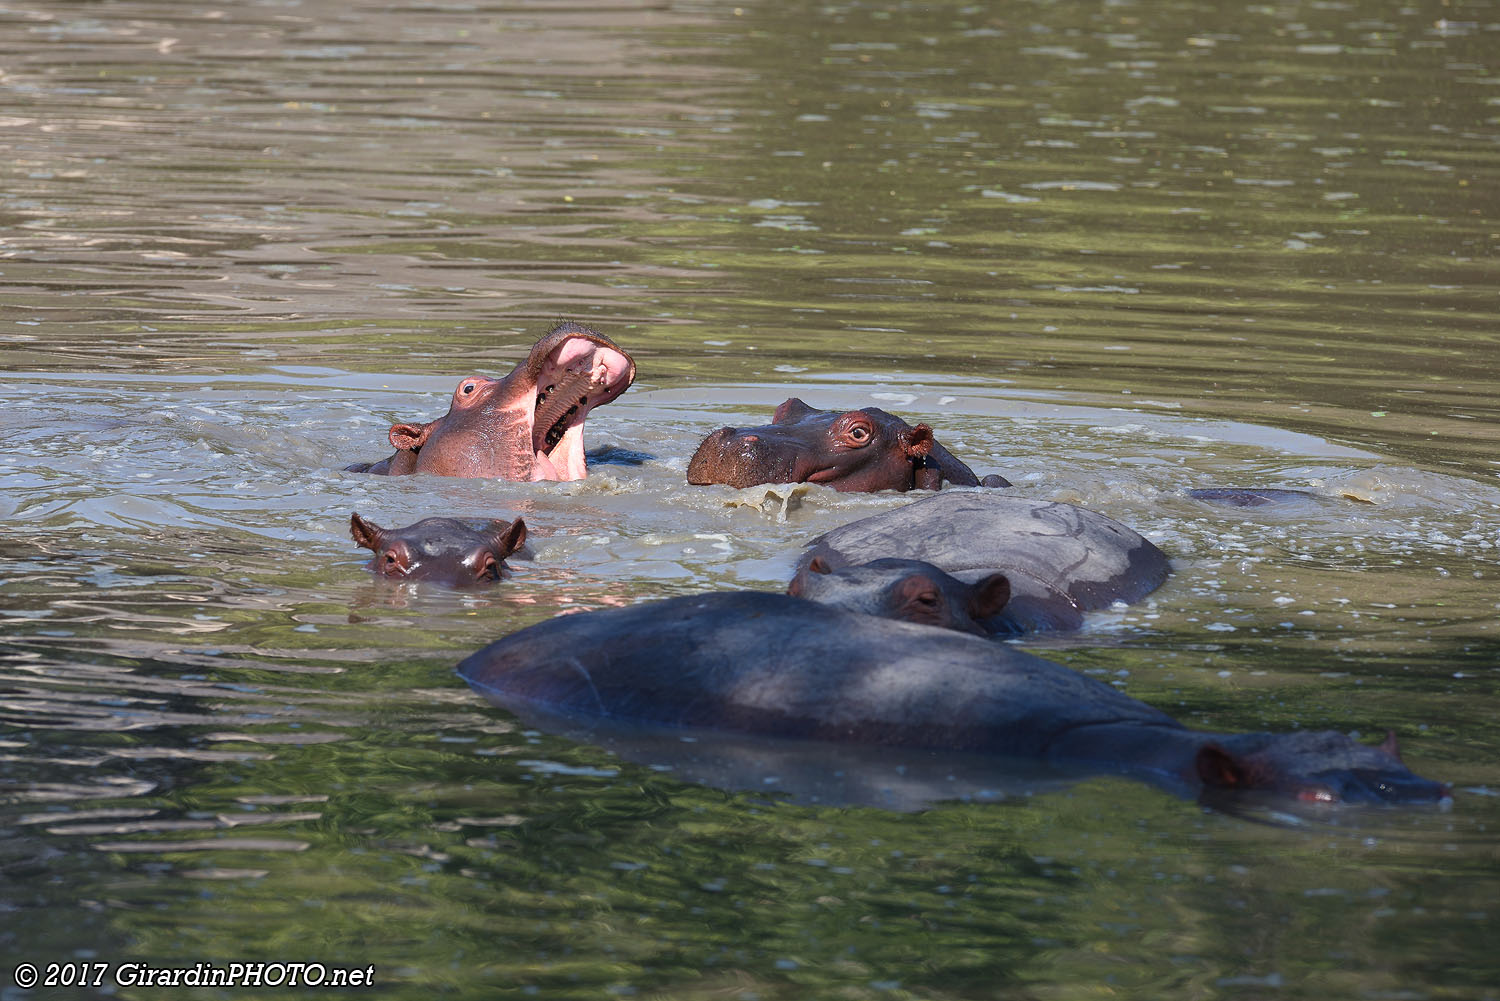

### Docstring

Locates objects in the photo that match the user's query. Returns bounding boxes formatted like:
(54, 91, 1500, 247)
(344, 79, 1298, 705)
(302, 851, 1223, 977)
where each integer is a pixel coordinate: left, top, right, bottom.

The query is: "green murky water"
(2, 1, 1498, 998)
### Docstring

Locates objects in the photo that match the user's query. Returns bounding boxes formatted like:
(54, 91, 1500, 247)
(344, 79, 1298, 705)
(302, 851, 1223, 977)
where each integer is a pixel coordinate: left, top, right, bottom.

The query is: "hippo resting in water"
(351, 512, 527, 587)
(792, 492, 1171, 634)
(347, 322, 635, 480)
(790, 557, 1011, 637)
(687, 398, 1011, 492)
(457, 592, 1447, 807)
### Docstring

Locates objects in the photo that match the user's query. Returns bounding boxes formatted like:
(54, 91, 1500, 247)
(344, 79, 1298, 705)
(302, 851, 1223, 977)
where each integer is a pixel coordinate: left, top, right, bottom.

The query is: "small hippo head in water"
(1192, 729, 1448, 807)
(687, 398, 1008, 492)
(789, 556, 1011, 636)
(347, 322, 635, 481)
(350, 513, 527, 587)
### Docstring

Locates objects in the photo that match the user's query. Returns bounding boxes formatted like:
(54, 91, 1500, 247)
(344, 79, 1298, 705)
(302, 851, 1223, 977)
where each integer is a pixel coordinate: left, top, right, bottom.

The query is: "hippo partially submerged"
(347, 322, 635, 480)
(795, 492, 1171, 634)
(351, 513, 527, 587)
(687, 398, 1010, 492)
(457, 592, 1447, 807)
(790, 557, 1011, 637)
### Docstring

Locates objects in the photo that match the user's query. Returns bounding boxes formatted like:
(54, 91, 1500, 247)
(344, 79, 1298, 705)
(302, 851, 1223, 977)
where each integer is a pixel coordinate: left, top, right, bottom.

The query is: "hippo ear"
(1378, 730, 1405, 763)
(490, 518, 527, 558)
(349, 512, 383, 552)
(967, 573, 1011, 621)
(772, 398, 816, 424)
(787, 557, 833, 598)
(389, 421, 434, 452)
(905, 424, 935, 459)
(1195, 744, 1252, 790)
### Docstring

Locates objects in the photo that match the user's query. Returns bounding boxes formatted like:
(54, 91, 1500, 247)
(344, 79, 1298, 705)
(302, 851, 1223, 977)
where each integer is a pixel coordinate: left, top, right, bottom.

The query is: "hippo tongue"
(533, 368, 595, 454)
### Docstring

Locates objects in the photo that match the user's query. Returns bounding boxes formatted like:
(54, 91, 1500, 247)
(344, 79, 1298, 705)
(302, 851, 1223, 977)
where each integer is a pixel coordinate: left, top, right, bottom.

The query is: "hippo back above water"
(457, 592, 1447, 807)
(795, 492, 1171, 634)
(460, 591, 1175, 750)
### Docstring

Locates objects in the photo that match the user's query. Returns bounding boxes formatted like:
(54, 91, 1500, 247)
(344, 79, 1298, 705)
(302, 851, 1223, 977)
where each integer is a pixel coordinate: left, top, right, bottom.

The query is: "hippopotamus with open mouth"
(347, 322, 635, 480)
(687, 398, 1010, 492)
(350, 512, 527, 587)
(456, 591, 1449, 807)
(793, 492, 1171, 634)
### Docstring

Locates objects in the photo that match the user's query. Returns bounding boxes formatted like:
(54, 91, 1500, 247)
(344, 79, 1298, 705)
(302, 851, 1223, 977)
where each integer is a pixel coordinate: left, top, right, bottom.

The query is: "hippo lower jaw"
(803, 462, 878, 487)
(525, 335, 634, 481)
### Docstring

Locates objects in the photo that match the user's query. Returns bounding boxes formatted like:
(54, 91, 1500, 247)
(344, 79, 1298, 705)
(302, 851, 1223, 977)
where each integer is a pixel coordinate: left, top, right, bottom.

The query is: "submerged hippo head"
(789, 556, 1011, 636)
(1193, 729, 1450, 807)
(687, 398, 1004, 492)
(348, 322, 635, 480)
(350, 512, 527, 587)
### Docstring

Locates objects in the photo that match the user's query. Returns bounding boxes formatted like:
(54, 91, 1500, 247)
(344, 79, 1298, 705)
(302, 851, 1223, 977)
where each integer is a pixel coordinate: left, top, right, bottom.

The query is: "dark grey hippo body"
(1187, 487, 1322, 508)
(795, 492, 1171, 634)
(456, 592, 1447, 806)
(459, 591, 1172, 755)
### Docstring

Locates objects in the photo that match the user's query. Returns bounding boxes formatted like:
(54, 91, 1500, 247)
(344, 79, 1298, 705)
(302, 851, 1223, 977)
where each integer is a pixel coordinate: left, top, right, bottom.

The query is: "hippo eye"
(455, 378, 485, 404)
(383, 551, 409, 577)
(841, 421, 874, 446)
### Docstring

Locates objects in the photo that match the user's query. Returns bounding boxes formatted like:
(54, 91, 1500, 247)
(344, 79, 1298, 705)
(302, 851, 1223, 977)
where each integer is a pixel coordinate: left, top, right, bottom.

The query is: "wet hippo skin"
(687, 397, 1010, 492)
(347, 322, 635, 481)
(457, 592, 1448, 806)
(350, 512, 527, 587)
(789, 556, 1011, 637)
(1188, 487, 1318, 507)
(794, 492, 1171, 634)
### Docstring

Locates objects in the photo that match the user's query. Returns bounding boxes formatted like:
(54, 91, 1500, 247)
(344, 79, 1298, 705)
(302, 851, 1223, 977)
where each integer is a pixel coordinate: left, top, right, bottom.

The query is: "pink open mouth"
(529, 336, 635, 480)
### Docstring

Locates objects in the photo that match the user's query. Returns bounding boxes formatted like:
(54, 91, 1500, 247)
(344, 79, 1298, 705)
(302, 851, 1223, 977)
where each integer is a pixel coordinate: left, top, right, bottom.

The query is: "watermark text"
(13, 962, 375, 989)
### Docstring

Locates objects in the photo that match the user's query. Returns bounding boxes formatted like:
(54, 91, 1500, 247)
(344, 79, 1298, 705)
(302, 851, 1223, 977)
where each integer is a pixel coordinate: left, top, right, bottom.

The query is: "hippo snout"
(688, 426, 796, 487)
(1324, 768, 1452, 805)
(686, 426, 734, 485)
